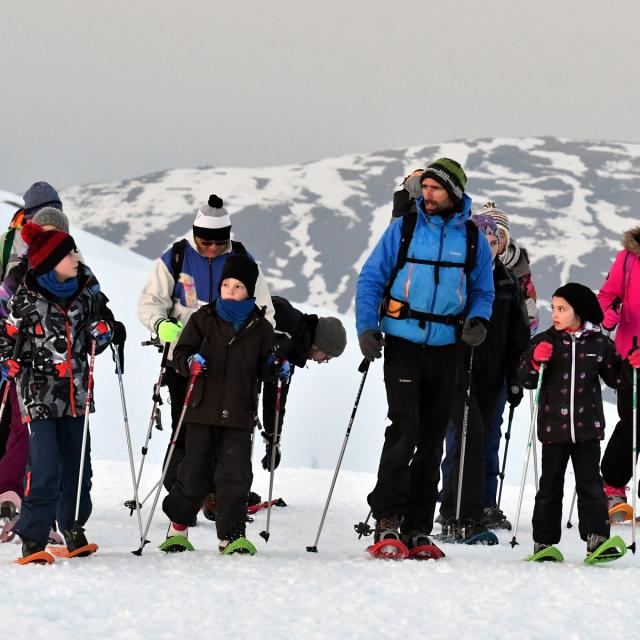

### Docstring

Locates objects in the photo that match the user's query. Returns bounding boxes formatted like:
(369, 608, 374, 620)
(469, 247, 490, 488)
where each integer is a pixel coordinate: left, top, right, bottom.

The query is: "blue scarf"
(215, 297, 255, 331)
(37, 271, 78, 299)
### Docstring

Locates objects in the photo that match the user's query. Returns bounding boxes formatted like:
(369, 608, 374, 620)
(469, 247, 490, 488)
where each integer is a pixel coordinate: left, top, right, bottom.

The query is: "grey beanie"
(314, 317, 347, 358)
(23, 181, 62, 214)
(32, 207, 69, 233)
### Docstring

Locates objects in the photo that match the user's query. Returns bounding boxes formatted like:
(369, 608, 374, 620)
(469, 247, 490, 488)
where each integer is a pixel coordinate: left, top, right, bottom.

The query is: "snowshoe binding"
(608, 502, 634, 524)
(0, 491, 21, 520)
(584, 534, 627, 565)
(526, 542, 564, 563)
(248, 498, 287, 515)
(401, 529, 445, 560)
(219, 525, 256, 555)
(159, 535, 194, 553)
(16, 539, 55, 565)
(367, 517, 408, 560)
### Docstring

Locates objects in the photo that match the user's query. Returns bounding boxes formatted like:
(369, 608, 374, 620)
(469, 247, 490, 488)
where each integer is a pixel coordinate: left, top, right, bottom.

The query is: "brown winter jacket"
(173, 303, 274, 429)
(517, 324, 630, 445)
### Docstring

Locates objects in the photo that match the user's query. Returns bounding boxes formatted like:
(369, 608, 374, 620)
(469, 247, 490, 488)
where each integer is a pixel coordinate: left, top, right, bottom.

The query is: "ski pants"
(163, 423, 253, 539)
(532, 440, 609, 545)
(14, 416, 92, 546)
(162, 365, 189, 491)
(440, 379, 500, 524)
(368, 336, 456, 532)
(0, 383, 29, 496)
(600, 383, 640, 489)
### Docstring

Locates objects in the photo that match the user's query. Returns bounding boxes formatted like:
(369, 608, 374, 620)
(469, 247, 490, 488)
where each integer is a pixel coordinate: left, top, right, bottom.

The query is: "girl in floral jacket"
(518, 283, 639, 558)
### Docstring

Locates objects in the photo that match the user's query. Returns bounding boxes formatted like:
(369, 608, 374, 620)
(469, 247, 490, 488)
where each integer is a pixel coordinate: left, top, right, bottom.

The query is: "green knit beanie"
(420, 158, 467, 205)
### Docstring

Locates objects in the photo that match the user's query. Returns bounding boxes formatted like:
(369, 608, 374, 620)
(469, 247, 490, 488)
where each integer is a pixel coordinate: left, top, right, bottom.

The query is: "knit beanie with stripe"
(420, 158, 467, 206)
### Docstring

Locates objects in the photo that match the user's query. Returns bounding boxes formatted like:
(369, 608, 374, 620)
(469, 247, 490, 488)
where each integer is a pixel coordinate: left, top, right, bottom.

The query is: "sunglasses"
(197, 239, 228, 247)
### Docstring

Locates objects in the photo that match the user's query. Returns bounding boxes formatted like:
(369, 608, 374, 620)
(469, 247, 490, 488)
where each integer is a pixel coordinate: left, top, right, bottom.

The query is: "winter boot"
(22, 538, 46, 558)
(527, 542, 564, 562)
(202, 493, 217, 521)
(482, 506, 512, 530)
(218, 524, 256, 555)
(585, 533, 625, 563)
(373, 516, 401, 543)
(604, 484, 631, 523)
(159, 522, 193, 553)
(459, 520, 499, 545)
(248, 491, 262, 507)
(59, 527, 98, 557)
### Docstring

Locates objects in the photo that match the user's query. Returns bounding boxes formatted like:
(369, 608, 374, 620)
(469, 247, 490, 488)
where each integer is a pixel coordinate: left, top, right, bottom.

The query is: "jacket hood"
(623, 225, 640, 256)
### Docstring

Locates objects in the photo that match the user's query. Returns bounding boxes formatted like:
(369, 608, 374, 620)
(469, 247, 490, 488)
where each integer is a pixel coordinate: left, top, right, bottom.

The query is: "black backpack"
(381, 210, 479, 328)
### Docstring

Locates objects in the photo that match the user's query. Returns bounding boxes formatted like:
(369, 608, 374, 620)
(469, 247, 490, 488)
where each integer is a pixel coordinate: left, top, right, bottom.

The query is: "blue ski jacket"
(356, 194, 495, 346)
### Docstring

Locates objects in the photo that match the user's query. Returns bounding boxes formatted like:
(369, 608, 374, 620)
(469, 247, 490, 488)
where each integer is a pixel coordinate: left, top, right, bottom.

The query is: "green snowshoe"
(584, 535, 627, 565)
(220, 537, 256, 556)
(526, 544, 564, 563)
(159, 535, 194, 553)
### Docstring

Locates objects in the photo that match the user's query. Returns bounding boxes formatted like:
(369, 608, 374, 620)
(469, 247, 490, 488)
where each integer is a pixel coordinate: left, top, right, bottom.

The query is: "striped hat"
(478, 201, 510, 247)
(420, 158, 467, 205)
(21, 222, 76, 276)
(193, 194, 231, 241)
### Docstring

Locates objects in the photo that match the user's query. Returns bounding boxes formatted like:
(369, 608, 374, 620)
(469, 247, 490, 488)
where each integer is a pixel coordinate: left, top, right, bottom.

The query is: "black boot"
(21, 538, 46, 558)
(61, 527, 89, 553)
(373, 515, 401, 543)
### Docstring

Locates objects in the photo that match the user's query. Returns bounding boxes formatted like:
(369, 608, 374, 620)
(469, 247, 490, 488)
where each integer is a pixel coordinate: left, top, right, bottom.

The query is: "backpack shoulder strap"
(464, 219, 478, 275)
(381, 211, 417, 304)
(170, 239, 188, 284)
(231, 240, 248, 257)
(0, 228, 17, 282)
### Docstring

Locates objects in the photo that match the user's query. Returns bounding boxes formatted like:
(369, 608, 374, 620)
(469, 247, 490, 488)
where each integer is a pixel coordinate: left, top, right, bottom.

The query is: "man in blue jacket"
(356, 158, 495, 552)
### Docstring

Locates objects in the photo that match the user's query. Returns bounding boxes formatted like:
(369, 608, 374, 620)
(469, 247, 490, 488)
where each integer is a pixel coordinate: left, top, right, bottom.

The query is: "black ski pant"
(261, 372, 293, 440)
(162, 365, 189, 491)
(162, 423, 253, 540)
(440, 382, 500, 524)
(367, 336, 457, 533)
(532, 440, 609, 545)
(601, 383, 640, 489)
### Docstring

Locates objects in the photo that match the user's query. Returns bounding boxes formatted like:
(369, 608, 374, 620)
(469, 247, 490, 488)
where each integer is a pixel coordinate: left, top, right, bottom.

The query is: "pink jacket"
(598, 225, 640, 357)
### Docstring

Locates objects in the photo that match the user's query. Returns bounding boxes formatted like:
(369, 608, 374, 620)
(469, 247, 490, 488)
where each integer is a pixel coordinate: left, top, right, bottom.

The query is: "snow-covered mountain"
(59, 137, 640, 319)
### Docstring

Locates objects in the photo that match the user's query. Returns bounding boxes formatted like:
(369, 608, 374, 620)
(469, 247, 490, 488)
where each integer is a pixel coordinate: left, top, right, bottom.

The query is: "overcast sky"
(2, 0, 639, 193)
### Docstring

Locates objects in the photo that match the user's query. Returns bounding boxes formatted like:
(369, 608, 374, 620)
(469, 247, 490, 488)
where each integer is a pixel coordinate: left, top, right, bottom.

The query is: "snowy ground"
(2, 460, 640, 640)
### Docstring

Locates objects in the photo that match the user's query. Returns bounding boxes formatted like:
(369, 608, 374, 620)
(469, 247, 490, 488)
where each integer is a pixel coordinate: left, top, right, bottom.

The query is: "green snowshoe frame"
(526, 545, 564, 563)
(584, 535, 627, 565)
(221, 537, 256, 556)
(159, 535, 194, 553)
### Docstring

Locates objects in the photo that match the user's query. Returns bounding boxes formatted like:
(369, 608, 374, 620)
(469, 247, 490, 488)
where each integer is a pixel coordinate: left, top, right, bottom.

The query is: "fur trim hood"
(623, 225, 640, 256)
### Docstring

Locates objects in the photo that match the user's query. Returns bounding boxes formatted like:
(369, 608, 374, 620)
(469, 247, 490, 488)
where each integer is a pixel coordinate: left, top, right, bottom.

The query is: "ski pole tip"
(259, 530, 270, 542)
(566, 521, 573, 529)
(628, 542, 636, 554)
(509, 538, 519, 549)
(306, 546, 318, 553)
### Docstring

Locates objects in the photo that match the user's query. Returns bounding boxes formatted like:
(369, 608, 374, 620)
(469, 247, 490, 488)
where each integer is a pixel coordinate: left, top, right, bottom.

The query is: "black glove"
(507, 383, 524, 408)
(461, 317, 487, 347)
(261, 440, 281, 471)
(111, 321, 127, 374)
(359, 330, 385, 361)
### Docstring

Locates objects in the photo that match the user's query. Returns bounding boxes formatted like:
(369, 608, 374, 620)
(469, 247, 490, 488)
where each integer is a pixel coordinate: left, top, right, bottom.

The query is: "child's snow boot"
(482, 506, 512, 530)
(367, 516, 408, 559)
(219, 524, 256, 555)
(159, 522, 194, 553)
(585, 533, 626, 564)
(59, 526, 98, 557)
(401, 522, 445, 560)
(604, 484, 632, 523)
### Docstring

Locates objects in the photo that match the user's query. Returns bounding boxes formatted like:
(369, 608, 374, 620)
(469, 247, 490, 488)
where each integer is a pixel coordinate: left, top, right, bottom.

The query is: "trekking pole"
(0, 326, 25, 423)
(454, 348, 475, 536)
(260, 378, 284, 542)
(530, 390, 539, 492)
(566, 487, 577, 528)
(133, 340, 207, 556)
(630, 336, 638, 554)
(125, 340, 170, 513)
(510, 363, 545, 548)
(112, 343, 145, 548)
(72, 340, 96, 533)
(307, 358, 371, 552)
(497, 404, 516, 510)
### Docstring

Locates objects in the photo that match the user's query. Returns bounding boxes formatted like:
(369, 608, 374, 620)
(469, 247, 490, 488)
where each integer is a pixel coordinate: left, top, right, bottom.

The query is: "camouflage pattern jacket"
(0, 271, 110, 422)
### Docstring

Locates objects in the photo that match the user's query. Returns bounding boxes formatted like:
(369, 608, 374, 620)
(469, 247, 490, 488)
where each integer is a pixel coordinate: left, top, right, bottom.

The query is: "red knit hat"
(21, 221, 77, 276)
